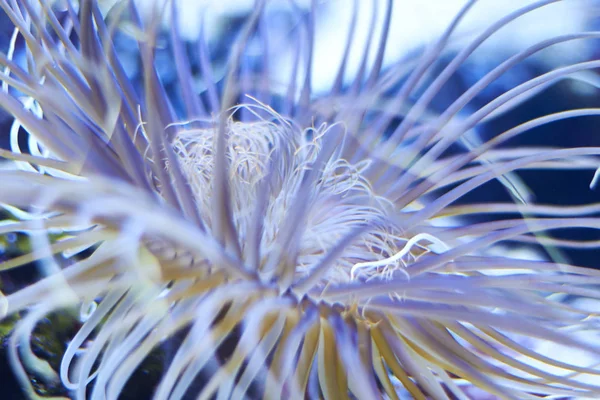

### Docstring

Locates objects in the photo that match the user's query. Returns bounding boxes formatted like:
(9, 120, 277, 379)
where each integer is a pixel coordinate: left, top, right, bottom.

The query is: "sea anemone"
(1, 0, 600, 399)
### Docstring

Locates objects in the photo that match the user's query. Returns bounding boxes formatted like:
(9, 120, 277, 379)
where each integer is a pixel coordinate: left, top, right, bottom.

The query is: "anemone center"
(172, 118, 413, 286)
